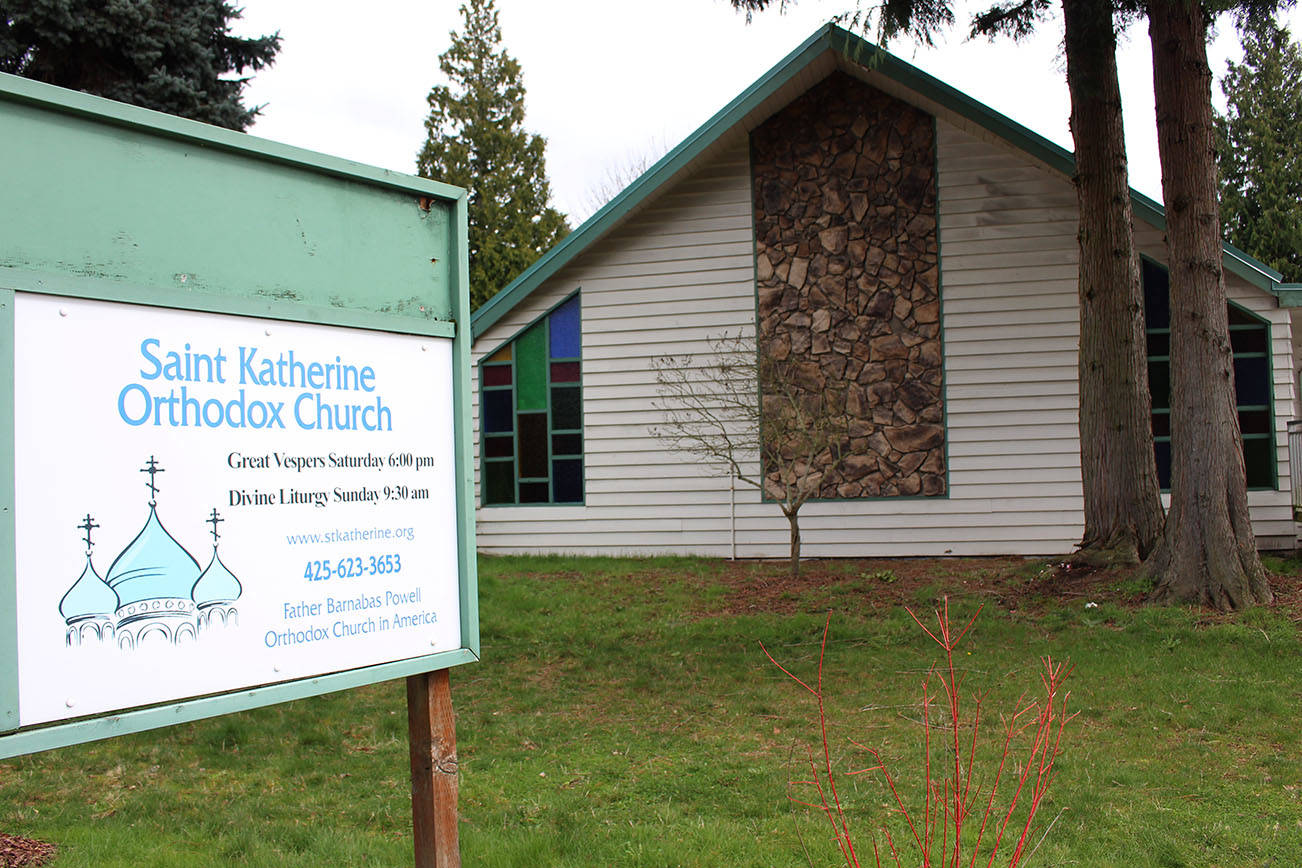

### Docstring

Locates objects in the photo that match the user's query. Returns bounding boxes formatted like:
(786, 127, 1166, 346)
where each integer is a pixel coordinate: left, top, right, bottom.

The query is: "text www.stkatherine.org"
(285, 525, 416, 545)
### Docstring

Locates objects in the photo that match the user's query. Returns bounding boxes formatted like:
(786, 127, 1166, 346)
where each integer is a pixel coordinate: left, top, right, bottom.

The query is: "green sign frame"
(0, 73, 478, 758)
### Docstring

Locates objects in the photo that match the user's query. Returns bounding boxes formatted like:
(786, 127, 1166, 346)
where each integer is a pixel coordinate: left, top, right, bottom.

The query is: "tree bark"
(1143, 0, 1272, 609)
(1062, 0, 1165, 566)
(784, 506, 801, 578)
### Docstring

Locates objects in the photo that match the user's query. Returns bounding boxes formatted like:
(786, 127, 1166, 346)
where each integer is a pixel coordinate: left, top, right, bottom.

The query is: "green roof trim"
(1275, 285, 1302, 308)
(0, 71, 465, 203)
(471, 24, 1284, 338)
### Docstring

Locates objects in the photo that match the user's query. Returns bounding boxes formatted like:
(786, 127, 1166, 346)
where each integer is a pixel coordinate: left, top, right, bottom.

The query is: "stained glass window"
(1142, 260, 1275, 490)
(481, 293, 584, 505)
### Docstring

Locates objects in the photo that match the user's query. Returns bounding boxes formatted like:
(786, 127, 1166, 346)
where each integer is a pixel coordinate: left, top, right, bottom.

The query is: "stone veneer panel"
(752, 72, 945, 498)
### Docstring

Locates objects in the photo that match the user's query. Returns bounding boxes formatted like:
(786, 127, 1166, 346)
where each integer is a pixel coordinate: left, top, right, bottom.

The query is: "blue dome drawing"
(59, 557, 119, 621)
(105, 506, 202, 606)
(60, 459, 246, 650)
(193, 549, 242, 606)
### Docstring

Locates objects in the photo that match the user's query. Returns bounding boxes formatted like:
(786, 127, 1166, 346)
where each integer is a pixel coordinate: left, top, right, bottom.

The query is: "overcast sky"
(233, 0, 1302, 223)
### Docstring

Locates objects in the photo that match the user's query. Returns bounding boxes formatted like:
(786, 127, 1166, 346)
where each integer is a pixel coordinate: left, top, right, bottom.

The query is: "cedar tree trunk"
(1063, 0, 1165, 565)
(1143, 0, 1272, 609)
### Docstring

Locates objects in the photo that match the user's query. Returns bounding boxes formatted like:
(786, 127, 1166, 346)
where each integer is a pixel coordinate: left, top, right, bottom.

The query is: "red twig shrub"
(761, 599, 1076, 868)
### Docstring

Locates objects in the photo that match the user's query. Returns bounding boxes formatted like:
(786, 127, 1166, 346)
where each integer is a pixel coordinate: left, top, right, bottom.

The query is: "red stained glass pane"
(519, 482, 549, 503)
(485, 436, 514, 458)
(518, 413, 549, 478)
(550, 361, 580, 383)
(483, 364, 512, 387)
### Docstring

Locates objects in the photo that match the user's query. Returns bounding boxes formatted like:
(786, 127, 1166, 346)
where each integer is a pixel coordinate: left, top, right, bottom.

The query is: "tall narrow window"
(481, 293, 583, 505)
(1142, 260, 1275, 489)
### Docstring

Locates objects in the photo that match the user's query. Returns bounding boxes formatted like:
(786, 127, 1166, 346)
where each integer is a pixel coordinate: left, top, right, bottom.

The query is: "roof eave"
(1274, 285, 1302, 307)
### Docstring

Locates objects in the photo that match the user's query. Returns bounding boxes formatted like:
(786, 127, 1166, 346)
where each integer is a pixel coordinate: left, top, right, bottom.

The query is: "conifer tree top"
(416, 0, 569, 311)
(0, 0, 280, 131)
(1217, 14, 1302, 283)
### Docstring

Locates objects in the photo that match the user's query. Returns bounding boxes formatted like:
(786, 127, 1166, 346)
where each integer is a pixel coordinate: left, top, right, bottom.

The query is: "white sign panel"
(13, 293, 461, 727)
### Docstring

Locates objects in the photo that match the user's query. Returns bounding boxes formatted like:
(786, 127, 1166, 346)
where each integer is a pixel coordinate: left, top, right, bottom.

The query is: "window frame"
(1141, 257, 1277, 492)
(479, 291, 584, 507)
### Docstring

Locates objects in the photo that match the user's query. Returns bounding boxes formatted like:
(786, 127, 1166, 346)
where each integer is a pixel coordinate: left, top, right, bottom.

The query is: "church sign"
(0, 73, 477, 758)
(14, 294, 461, 728)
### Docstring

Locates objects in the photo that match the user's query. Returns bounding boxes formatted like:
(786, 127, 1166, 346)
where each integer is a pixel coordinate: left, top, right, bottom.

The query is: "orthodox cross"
(77, 513, 99, 555)
(141, 456, 164, 506)
(207, 508, 224, 546)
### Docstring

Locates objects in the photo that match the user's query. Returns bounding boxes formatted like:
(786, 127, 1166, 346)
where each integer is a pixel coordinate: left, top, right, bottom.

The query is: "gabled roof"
(471, 24, 1287, 339)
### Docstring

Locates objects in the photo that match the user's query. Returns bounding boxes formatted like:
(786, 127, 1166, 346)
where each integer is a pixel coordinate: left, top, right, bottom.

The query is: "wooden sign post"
(408, 670, 461, 868)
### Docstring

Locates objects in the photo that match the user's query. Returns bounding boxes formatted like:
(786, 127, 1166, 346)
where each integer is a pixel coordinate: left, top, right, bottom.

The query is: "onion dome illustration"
(192, 508, 242, 607)
(59, 514, 119, 622)
(104, 457, 201, 606)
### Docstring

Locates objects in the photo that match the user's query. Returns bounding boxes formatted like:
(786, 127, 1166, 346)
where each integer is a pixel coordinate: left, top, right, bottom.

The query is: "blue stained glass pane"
(1154, 440, 1171, 489)
(553, 459, 582, 502)
(549, 295, 581, 359)
(1233, 356, 1269, 407)
(484, 390, 514, 433)
(1142, 260, 1169, 330)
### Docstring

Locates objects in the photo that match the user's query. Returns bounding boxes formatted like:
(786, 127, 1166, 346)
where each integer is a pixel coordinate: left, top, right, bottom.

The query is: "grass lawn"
(2, 554, 1300, 867)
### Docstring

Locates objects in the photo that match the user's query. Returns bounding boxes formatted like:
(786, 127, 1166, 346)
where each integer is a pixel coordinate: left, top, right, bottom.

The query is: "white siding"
(472, 143, 761, 555)
(471, 120, 1297, 556)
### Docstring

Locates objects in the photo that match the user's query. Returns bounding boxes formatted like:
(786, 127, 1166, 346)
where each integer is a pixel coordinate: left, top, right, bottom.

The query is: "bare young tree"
(651, 331, 850, 576)
(574, 138, 669, 224)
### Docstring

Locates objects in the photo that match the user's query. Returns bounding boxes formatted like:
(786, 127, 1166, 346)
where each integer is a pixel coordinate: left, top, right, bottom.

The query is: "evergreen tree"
(1217, 14, 1302, 283)
(0, 0, 280, 131)
(1141, 0, 1273, 609)
(972, 0, 1166, 568)
(416, 0, 569, 311)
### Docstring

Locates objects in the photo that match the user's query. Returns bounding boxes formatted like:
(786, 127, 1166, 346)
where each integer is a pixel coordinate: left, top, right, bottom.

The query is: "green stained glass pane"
(551, 387, 581, 430)
(1148, 361, 1170, 410)
(1243, 438, 1273, 488)
(515, 322, 547, 411)
(485, 461, 515, 505)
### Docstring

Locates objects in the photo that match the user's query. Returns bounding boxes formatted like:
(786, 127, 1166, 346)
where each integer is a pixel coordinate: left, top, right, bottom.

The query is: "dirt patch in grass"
(1271, 567, 1302, 620)
(692, 555, 1302, 621)
(0, 833, 55, 867)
